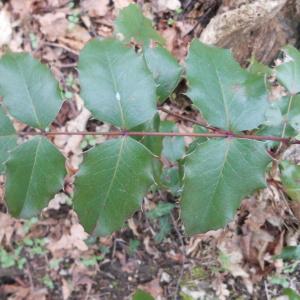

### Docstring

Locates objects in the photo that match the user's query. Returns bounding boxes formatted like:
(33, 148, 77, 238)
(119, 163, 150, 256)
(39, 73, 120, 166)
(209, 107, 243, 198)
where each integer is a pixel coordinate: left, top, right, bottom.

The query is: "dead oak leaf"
(37, 12, 68, 41)
(81, 0, 110, 17)
(48, 224, 88, 254)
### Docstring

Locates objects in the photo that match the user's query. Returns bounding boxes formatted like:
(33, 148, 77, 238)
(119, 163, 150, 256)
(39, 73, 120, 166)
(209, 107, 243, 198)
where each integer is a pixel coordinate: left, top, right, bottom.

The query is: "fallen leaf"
(114, 0, 133, 11)
(157, 0, 181, 11)
(48, 224, 88, 253)
(81, 0, 110, 17)
(37, 12, 68, 41)
(0, 8, 12, 46)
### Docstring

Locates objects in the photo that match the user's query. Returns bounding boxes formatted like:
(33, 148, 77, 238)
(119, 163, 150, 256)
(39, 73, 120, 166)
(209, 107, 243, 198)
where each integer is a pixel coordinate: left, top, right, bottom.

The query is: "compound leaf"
(73, 137, 154, 236)
(0, 106, 17, 173)
(186, 41, 268, 132)
(276, 46, 300, 94)
(161, 120, 185, 162)
(115, 4, 164, 45)
(280, 160, 300, 202)
(5, 137, 66, 218)
(0, 53, 62, 129)
(133, 290, 154, 300)
(144, 45, 181, 102)
(79, 39, 157, 129)
(181, 138, 270, 235)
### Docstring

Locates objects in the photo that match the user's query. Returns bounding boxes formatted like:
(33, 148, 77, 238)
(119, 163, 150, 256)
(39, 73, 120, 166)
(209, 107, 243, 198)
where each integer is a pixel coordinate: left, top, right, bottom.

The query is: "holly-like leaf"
(181, 138, 270, 234)
(115, 4, 164, 45)
(0, 106, 17, 173)
(5, 137, 66, 218)
(144, 45, 181, 102)
(287, 95, 300, 132)
(73, 137, 154, 236)
(280, 160, 300, 202)
(161, 120, 185, 162)
(131, 114, 163, 182)
(78, 39, 157, 129)
(187, 125, 208, 154)
(257, 95, 300, 148)
(247, 56, 271, 76)
(133, 290, 154, 300)
(0, 53, 62, 129)
(276, 46, 300, 94)
(186, 41, 269, 131)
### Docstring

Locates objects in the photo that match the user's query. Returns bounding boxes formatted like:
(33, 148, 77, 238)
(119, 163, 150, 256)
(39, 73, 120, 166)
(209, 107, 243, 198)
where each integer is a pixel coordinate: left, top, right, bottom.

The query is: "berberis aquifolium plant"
(0, 4, 300, 237)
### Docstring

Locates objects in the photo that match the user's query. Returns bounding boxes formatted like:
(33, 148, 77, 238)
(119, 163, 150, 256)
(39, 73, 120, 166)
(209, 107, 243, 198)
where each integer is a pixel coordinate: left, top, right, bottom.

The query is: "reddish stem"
(19, 130, 300, 144)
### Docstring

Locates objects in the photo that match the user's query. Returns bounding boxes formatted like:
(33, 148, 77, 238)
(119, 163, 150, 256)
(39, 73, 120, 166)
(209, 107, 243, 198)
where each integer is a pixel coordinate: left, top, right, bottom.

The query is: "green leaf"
(146, 202, 175, 219)
(73, 137, 154, 236)
(288, 95, 300, 132)
(280, 161, 300, 202)
(0, 53, 62, 129)
(0, 106, 17, 173)
(187, 125, 208, 154)
(115, 4, 164, 45)
(78, 39, 157, 129)
(186, 41, 268, 131)
(283, 288, 300, 300)
(181, 138, 270, 234)
(248, 56, 271, 76)
(144, 45, 181, 102)
(160, 166, 182, 196)
(279, 246, 300, 260)
(161, 120, 185, 162)
(133, 289, 155, 300)
(257, 96, 299, 147)
(131, 114, 163, 182)
(5, 137, 66, 218)
(276, 46, 300, 94)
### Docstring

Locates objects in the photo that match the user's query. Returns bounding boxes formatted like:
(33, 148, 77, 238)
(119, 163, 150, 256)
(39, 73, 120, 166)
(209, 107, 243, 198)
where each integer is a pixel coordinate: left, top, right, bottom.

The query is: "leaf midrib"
(20, 138, 41, 216)
(12, 56, 41, 128)
(200, 140, 231, 224)
(101, 138, 126, 210)
(210, 57, 230, 130)
(105, 52, 126, 128)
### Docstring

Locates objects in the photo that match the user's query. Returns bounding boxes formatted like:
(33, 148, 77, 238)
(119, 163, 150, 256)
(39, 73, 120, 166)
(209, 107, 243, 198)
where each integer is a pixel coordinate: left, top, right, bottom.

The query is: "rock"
(200, 0, 300, 65)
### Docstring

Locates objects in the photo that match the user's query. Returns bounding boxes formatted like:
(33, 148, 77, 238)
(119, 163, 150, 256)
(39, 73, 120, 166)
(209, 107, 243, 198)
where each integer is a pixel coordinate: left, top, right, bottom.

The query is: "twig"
(43, 42, 79, 56)
(171, 213, 186, 300)
(158, 106, 216, 131)
(18, 130, 300, 144)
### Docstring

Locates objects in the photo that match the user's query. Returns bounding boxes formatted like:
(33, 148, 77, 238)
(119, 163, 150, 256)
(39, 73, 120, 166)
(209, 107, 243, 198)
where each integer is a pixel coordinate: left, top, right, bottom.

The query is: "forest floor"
(0, 0, 300, 299)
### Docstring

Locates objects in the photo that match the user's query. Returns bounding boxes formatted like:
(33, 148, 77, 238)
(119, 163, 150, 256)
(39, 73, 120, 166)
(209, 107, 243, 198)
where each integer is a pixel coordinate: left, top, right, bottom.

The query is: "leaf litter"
(0, 0, 300, 299)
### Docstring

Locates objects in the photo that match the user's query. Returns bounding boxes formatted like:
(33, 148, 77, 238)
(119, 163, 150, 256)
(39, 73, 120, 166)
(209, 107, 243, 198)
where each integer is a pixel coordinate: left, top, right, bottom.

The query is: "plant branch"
(19, 130, 300, 144)
(158, 106, 216, 131)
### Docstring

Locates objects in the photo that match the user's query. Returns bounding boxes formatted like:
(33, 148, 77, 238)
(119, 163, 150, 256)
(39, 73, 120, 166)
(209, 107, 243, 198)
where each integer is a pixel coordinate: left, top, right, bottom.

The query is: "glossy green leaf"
(186, 41, 268, 131)
(144, 45, 181, 102)
(257, 96, 299, 148)
(288, 95, 300, 132)
(181, 138, 270, 234)
(131, 114, 162, 182)
(133, 289, 155, 300)
(78, 39, 157, 129)
(248, 56, 271, 76)
(73, 137, 154, 236)
(0, 53, 62, 129)
(280, 161, 300, 202)
(0, 106, 17, 173)
(276, 46, 300, 94)
(279, 246, 300, 260)
(115, 4, 164, 45)
(161, 120, 185, 162)
(283, 288, 300, 300)
(160, 166, 182, 196)
(187, 125, 208, 154)
(5, 137, 66, 218)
